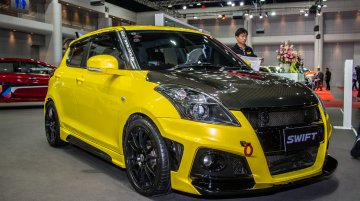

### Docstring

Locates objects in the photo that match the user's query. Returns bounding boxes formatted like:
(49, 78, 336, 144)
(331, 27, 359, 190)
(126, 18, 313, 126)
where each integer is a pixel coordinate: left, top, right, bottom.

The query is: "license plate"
(283, 125, 321, 152)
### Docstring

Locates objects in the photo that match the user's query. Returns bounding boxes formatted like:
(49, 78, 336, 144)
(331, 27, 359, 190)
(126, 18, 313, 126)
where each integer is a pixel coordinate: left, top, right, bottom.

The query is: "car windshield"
(125, 30, 250, 71)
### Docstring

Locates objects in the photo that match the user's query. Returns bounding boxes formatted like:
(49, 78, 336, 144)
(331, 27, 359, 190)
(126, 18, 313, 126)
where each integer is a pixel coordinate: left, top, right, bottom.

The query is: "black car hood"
(147, 70, 318, 110)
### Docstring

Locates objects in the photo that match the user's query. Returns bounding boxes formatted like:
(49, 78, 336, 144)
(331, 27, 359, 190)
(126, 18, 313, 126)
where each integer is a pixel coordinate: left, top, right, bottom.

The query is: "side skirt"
(67, 135, 112, 163)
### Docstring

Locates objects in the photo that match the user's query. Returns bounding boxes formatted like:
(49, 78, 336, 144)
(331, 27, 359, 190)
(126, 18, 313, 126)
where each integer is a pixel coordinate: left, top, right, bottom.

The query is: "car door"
(10, 62, 54, 99)
(55, 40, 90, 133)
(74, 31, 130, 152)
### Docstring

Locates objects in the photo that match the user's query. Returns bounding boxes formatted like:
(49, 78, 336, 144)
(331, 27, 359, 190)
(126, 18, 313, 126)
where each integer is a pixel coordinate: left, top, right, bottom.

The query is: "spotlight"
(271, 11, 276, 16)
(259, 14, 263, 19)
(182, 5, 187, 10)
(227, 1, 232, 5)
(249, 14, 253, 19)
(304, 12, 309, 17)
(240, 2, 244, 6)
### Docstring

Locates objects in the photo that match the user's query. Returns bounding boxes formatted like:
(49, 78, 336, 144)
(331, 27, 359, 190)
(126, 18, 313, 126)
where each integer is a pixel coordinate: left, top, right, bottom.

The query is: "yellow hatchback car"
(45, 26, 337, 196)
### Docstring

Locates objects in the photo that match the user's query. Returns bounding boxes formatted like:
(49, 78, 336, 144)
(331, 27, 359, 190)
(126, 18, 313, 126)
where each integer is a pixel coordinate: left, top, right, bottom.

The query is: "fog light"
(202, 154, 215, 168)
(200, 152, 226, 172)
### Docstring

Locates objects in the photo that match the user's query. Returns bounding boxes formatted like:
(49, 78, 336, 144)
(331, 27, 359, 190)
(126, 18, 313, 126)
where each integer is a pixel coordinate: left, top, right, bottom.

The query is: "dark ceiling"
(105, 0, 314, 13)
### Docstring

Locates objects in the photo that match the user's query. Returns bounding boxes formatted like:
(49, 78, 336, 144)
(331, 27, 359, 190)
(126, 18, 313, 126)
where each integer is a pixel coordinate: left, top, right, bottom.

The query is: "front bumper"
(154, 108, 334, 196)
(192, 155, 337, 196)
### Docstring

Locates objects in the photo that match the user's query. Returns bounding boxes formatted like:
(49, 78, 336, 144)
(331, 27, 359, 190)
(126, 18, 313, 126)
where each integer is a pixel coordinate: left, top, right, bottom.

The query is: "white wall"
(323, 42, 354, 87)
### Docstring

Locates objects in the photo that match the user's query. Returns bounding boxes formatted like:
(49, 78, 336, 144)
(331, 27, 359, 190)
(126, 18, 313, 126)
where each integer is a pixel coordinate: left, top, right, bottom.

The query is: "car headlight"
(155, 84, 240, 126)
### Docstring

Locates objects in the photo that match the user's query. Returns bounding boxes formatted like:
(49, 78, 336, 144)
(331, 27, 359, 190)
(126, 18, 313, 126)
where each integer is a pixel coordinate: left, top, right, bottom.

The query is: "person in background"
(313, 68, 324, 91)
(356, 65, 360, 99)
(325, 68, 332, 90)
(231, 28, 257, 57)
(353, 68, 358, 90)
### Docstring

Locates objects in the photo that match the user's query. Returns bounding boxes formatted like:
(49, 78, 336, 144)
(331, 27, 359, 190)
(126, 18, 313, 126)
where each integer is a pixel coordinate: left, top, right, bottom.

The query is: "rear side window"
(0, 62, 17, 72)
(67, 41, 89, 68)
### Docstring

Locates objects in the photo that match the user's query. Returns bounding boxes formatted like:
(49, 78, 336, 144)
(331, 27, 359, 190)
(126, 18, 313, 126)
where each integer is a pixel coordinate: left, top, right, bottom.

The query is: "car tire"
(123, 115, 170, 196)
(45, 101, 66, 147)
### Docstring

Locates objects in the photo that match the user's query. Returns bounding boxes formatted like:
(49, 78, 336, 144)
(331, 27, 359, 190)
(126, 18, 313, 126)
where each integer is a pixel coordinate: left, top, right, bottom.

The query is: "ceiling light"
(232, 3, 235, 7)
(300, 9, 304, 13)
(244, 12, 249, 16)
(227, 1, 232, 6)
(259, 14, 263, 19)
(271, 11, 276, 16)
(218, 14, 222, 18)
(194, 16, 198, 19)
(260, 0, 265, 2)
(183, 5, 187, 10)
(249, 14, 253, 19)
(304, 12, 309, 17)
(168, 4, 172, 8)
(240, 2, 244, 6)
(323, 4, 327, 7)
(317, 4, 322, 8)
(323, 0, 327, 1)
(189, 4, 193, 7)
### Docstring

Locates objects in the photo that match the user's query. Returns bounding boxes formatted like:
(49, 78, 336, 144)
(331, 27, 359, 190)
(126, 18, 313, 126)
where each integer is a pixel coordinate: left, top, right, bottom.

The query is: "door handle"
(76, 77, 85, 82)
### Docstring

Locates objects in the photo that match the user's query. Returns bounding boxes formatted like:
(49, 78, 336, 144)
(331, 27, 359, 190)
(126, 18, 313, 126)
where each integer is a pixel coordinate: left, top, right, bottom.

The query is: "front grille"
(243, 106, 320, 128)
(266, 147, 318, 175)
(242, 106, 323, 175)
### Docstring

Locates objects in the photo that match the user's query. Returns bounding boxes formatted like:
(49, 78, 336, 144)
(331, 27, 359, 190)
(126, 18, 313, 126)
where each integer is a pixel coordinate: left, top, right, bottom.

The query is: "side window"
(88, 32, 123, 69)
(0, 62, 16, 72)
(22, 62, 54, 75)
(67, 41, 89, 68)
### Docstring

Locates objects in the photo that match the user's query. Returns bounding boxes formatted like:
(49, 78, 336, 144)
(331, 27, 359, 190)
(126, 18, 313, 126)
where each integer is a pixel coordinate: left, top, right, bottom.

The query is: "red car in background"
(0, 58, 56, 103)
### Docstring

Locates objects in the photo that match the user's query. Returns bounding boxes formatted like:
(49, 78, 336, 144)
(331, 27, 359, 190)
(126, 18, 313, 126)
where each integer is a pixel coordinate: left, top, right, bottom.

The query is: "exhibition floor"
(0, 92, 359, 201)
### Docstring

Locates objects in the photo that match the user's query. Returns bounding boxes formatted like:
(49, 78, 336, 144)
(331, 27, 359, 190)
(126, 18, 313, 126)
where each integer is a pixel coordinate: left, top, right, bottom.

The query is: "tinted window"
(67, 41, 88, 68)
(88, 32, 123, 69)
(21, 62, 54, 75)
(0, 62, 17, 72)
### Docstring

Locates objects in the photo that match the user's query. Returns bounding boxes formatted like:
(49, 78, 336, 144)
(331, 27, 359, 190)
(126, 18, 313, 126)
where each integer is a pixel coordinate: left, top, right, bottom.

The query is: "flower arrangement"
(276, 41, 302, 65)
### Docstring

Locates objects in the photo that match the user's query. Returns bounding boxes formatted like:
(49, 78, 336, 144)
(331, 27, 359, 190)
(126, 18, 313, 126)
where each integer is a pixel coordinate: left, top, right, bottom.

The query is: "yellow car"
(45, 26, 337, 196)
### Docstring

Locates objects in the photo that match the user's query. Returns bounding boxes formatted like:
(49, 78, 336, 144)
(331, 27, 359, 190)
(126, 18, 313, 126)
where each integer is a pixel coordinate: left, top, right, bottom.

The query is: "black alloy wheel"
(45, 101, 66, 147)
(124, 116, 170, 196)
